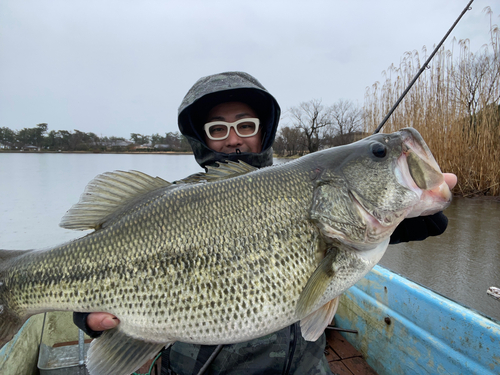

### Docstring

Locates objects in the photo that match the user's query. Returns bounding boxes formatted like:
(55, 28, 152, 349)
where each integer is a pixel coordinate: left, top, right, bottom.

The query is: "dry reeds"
(363, 8, 500, 196)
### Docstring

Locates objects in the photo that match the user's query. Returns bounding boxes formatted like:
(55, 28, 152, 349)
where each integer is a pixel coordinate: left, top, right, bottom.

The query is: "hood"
(178, 71, 281, 168)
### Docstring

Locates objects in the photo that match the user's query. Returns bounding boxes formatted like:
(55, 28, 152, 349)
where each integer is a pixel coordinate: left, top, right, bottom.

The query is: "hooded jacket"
(178, 71, 281, 169)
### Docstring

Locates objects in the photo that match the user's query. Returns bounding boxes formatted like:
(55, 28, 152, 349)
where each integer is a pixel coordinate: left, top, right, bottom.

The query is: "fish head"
(298, 128, 452, 326)
(310, 127, 452, 249)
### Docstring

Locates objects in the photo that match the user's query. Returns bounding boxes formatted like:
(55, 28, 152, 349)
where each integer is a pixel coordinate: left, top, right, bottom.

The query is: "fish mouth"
(396, 128, 452, 218)
(346, 128, 452, 245)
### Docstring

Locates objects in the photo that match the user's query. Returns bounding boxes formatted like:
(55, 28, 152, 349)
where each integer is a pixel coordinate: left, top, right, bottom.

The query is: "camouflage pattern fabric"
(166, 323, 333, 375)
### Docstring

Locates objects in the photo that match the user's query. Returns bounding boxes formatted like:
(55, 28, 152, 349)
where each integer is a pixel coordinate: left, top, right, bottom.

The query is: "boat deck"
(325, 329, 378, 375)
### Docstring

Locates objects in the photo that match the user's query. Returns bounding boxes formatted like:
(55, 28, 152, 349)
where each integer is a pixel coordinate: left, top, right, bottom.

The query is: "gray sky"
(1, 0, 498, 138)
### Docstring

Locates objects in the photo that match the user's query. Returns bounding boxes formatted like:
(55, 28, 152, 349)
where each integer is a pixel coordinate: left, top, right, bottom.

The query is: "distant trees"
(273, 126, 306, 157)
(288, 99, 332, 153)
(323, 100, 364, 148)
(130, 133, 151, 145)
(450, 47, 500, 131)
(0, 125, 191, 152)
(0, 127, 16, 145)
(34, 123, 48, 148)
(275, 99, 364, 156)
(151, 133, 163, 146)
(12, 123, 48, 149)
(150, 132, 191, 150)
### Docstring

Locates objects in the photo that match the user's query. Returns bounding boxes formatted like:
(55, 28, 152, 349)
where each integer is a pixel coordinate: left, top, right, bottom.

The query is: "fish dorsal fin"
(179, 160, 258, 184)
(296, 247, 340, 318)
(59, 170, 171, 231)
(86, 327, 168, 375)
(300, 297, 340, 341)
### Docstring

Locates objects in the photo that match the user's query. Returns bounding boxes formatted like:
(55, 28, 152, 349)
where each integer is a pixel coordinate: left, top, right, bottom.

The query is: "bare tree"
(451, 8, 500, 123)
(288, 99, 332, 153)
(330, 99, 363, 135)
(451, 51, 500, 127)
(323, 99, 364, 147)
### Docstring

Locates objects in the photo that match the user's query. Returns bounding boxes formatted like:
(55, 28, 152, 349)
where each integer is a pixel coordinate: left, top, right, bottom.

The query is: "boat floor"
(325, 329, 378, 375)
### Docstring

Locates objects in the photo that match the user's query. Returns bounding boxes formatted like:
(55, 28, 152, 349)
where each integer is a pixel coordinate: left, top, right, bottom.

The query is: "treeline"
(1, 100, 366, 155)
(0, 124, 191, 152)
(274, 99, 366, 157)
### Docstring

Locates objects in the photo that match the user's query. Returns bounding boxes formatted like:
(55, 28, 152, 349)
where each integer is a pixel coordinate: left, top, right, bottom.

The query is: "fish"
(0, 128, 451, 375)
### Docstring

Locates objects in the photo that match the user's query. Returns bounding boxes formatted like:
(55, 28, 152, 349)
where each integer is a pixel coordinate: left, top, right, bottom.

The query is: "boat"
(1, 265, 499, 374)
(332, 265, 500, 375)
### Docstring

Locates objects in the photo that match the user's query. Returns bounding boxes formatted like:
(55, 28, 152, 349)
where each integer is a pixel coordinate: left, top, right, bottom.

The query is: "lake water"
(1, 153, 499, 321)
(379, 196, 500, 321)
(0, 153, 205, 249)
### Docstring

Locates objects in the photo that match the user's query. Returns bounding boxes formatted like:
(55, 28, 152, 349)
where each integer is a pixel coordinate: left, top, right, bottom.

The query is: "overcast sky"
(1, 0, 498, 138)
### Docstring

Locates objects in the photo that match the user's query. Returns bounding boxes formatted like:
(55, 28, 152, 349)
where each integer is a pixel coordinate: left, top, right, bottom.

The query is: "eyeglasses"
(203, 118, 260, 140)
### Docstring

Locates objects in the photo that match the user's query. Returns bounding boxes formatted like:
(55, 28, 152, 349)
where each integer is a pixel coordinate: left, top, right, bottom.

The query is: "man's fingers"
(443, 173, 457, 190)
(87, 312, 120, 331)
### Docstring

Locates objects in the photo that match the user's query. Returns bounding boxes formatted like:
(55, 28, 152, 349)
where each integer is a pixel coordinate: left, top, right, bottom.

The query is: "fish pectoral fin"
(60, 170, 171, 231)
(86, 327, 168, 375)
(295, 247, 338, 318)
(300, 297, 340, 342)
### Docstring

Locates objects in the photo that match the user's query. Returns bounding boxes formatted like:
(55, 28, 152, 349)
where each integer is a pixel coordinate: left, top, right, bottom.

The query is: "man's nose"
(226, 128, 242, 144)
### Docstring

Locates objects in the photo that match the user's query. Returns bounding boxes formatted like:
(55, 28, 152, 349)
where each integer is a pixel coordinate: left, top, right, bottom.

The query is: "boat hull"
(336, 265, 500, 375)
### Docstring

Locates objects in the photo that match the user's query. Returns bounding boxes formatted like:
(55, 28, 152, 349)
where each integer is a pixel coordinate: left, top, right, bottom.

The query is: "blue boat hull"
(335, 265, 500, 375)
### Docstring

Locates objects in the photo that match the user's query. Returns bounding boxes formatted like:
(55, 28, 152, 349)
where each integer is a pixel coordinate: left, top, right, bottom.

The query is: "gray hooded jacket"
(172, 72, 332, 374)
(178, 71, 281, 169)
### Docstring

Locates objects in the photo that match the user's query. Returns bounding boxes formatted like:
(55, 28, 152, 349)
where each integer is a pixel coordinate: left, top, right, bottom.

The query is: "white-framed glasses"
(203, 118, 260, 140)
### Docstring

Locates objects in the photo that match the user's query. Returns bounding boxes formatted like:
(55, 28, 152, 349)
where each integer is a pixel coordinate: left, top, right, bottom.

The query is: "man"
(74, 71, 457, 374)
(202, 102, 262, 154)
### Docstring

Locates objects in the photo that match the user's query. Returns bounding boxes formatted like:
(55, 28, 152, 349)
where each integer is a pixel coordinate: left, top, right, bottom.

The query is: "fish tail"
(0, 249, 31, 348)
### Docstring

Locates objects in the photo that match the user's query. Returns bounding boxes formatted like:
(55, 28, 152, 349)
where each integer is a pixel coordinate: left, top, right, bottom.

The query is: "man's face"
(204, 102, 262, 154)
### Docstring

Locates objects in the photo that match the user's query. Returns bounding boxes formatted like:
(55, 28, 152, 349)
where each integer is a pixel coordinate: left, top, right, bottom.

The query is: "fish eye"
(370, 142, 387, 158)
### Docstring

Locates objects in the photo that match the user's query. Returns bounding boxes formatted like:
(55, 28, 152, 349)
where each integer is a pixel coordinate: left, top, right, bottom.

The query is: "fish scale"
(0, 128, 452, 375)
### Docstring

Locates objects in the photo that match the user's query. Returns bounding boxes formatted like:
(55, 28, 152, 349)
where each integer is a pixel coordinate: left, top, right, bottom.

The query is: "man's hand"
(443, 173, 457, 190)
(87, 312, 120, 331)
(389, 172, 457, 244)
(73, 311, 119, 337)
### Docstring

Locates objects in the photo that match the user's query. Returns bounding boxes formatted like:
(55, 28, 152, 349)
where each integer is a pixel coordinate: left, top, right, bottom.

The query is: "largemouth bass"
(0, 128, 451, 375)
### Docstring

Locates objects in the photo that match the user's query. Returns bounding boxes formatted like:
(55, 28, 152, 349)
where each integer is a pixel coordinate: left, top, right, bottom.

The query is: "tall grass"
(363, 8, 500, 196)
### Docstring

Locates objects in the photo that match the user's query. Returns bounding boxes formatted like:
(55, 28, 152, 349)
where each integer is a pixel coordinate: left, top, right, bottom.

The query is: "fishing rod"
(373, 0, 474, 134)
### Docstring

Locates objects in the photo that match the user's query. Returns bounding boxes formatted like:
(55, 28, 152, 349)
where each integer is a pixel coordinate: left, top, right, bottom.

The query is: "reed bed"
(363, 9, 500, 196)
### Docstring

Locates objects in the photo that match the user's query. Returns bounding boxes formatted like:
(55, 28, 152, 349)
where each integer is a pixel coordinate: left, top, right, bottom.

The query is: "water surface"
(380, 196, 500, 321)
(0, 153, 203, 249)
